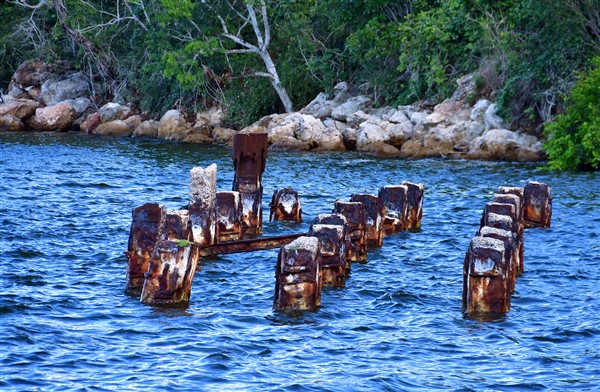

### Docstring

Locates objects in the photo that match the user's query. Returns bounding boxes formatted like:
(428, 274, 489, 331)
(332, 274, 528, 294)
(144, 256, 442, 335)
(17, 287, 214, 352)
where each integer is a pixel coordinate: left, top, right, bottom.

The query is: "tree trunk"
(260, 50, 293, 113)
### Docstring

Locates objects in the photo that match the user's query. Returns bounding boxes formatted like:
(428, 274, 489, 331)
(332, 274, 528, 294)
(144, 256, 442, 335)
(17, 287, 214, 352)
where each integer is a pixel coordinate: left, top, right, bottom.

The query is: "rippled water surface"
(1, 132, 599, 391)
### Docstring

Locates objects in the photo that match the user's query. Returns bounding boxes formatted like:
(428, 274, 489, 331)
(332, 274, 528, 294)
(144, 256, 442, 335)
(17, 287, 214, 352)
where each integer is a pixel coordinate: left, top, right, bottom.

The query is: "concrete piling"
(125, 203, 167, 295)
(270, 188, 302, 223)
(215, 191, 244, 242)
(232, 133, 268, 236)
(350, 194, 383, 247)
(378, 185, 408, 235)
(274, 236, 322, 311)
(189, 164, 217, 246)
(333, 201, 368, 263)
(402, 181, 424, 230)
(523, 181, 552, 228)
(140, 241, 199, 304)
(308, 224, 347, 287)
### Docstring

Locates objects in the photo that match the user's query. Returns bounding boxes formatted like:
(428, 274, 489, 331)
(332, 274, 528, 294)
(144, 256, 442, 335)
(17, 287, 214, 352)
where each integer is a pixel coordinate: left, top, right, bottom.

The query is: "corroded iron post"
(477, 226, 517, 296)
(523, 181, 552, 228)
(350, 194, 383, 248)
(165, 210, 194, 242)
(189, 164, 217, 246)
(462, 236, 509, 315)
(493, 192, 524, 274)
(314, 213, 351, 274)
(140, 241, 200, 304)
(333, 201, 368, 263)
(481, 201, 522, 273)
(215, 191, 244, 242)
(402, 181, 424, 230)
(274, 236, 322, 311)
(125, 203, 166, 295)
(309, 224, 347, 287)
(270, 188, 302, 223)
(232, 133, 268, 236)
(378, 185, 408, 235)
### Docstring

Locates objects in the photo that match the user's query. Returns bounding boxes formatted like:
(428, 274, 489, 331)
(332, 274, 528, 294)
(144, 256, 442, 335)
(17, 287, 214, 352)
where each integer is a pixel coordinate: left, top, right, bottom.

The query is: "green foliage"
(543, 58, 600, 171)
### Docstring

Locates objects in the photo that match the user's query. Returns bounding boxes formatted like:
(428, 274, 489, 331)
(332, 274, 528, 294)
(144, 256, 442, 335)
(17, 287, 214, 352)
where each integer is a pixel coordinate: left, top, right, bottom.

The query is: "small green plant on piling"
(175, 239, 195, 247)
(543, 57, 600, 171)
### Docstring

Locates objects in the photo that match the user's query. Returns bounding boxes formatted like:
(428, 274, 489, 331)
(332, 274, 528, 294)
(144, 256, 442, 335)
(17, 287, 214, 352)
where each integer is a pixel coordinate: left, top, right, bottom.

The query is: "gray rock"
(331, 96, 372, 121)
(40, 72, 89, 106)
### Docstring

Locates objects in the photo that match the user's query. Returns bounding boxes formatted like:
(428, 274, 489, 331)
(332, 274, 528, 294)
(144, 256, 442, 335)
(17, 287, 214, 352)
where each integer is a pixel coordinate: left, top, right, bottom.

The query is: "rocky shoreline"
(1, 60, 545, 161)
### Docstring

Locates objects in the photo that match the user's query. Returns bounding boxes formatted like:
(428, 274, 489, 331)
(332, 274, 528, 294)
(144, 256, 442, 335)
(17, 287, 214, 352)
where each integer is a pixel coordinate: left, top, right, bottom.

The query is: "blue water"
(1, 132, 599, 391)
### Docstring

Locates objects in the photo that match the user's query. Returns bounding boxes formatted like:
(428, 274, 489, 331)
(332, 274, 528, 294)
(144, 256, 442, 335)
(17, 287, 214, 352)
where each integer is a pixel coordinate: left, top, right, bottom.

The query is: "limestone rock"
(124, 115, 143, 131)
(0, 114, 25, 131)
(28, 103, 76, 131)
(133, 120, 159, 138)
(212, 127, 237, 145)
(93, 120, 132, 136)
(158, 109, 190, 140)
(0, 99, 40, 120)
(470, 99, 491, 121)
(356, 122, 390, 152)
(300, 92, 337, 119)
(39, 72, 89, 106)
(388, 121, 415, 148)
(484, 103, 506, 131)
(468, 128, 543, 161)
(331, 96, 372, 121)
(195, 107, 224, 128)
(80, 112, 100, 133)
(99, 102, 129, 123)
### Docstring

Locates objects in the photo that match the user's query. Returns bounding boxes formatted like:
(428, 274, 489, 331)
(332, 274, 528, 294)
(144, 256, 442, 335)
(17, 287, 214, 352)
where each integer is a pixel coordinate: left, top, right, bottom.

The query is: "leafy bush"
(543, 57, 600, 171)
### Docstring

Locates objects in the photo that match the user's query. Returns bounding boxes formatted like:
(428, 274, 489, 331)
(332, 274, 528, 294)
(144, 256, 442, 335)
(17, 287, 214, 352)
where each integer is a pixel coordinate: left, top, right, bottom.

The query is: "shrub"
(543, 57, 600, 171)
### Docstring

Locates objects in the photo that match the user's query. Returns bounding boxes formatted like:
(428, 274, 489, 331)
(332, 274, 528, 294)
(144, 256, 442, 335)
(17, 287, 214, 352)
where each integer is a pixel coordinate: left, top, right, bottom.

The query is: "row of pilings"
(462, 181, 552, 318)
(124, 133, 426, 307)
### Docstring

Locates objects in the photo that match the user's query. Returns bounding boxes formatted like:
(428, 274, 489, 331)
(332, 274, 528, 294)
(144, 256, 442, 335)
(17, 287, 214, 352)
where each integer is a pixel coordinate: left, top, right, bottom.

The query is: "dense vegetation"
(1, 0, 598, 169)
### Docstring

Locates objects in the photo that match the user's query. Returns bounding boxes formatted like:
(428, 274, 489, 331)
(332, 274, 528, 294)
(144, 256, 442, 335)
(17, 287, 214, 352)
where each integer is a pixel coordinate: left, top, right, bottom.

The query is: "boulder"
(93, 120, 132, 137)
(268, 136, 310, 152)
(99, 102, 129, 123)
(341, 127, 359, 151)
(331, 82, 353, 104)
(195, 106, 224, 128)
(11, 60, 55, 87)
(331, 95, 371, 121)
(7, 83, 29, 99)
(371, 107, 410, 123)
(346, 110, 371, 128)
(356, 122, 390, 152)
(467, 128, 543, 161)
(124, 114, 143, 131)
(300, 92, 337, 119)
(470, 99, 491, 121)
(133, 120, 159, 138)
(158, 109, 190, 140)
(399, 139, 426, 158)
(80, 112, 101, 133)
(388, 121, 415, 148)
(63, 97, 93, 117)
(27, 103, 76, 131)
(374, 143, 401, 157)
(484, 103, 506, 131)
(0, 114, 25, 131)
(39, 72, 89, 106)
(212, 127, 237, 145)
(423, 126, 455, 157)
(0, 99, 40, 120)
(183, 132, 214, 144)
(409, 111, 430, 125)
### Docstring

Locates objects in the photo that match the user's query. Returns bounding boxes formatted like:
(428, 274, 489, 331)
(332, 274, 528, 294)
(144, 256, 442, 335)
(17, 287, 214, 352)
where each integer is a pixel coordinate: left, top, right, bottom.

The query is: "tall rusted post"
(463, 236, 509, 315)
(309, 224, 347, 287)
(350, 193, 383, 247)
(270, 188, 302, 223)
(125, 203, 166, 295)
(477, 226, 517, 296)
(378, 185, 408, 235)
(232, 133, 268, 236)
(402, 181, 424, 230)
(189, 164, 217, 246)
(215, 191, 244, 242)
(481, 202, 522, 274)
(140, 241, 200, 304)
(274, 236, 322, 311)
(523, 181, 552, 228)
(333, 201, 368, 263)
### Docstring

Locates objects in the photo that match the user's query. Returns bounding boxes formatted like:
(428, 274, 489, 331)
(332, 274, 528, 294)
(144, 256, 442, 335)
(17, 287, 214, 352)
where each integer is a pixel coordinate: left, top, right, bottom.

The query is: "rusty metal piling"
(270, 188, 302, 223)
(309, 224, 347, 287)
(378, 185, 409, 235)
(350, 194, 383, 248)
(402, 182, 424, 230)
(333, 201, 368, 263)
(523, 181, 552, 228)
(215, 191, 244, 242)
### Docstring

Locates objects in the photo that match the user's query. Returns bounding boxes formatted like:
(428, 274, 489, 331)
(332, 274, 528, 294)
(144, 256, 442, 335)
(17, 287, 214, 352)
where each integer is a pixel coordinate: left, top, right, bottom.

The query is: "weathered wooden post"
(308, 224, 347, 287)
(350, 193, 383, 247)
(125, 203, 166, 295)
(402, 181, 424, 230)
(378, 185, 408, 235)
(232, 133, 268, 236)
(140, 241, 200, 304)
(189, 164, 217, 246)
(477, 226, 517, 296)
(462, 236, 509, 315)
(215, 191, 244, 242)
(269, 188, 302, 223)
(523, 181, 552, 228)
(274, 236, 322, 311)
(333, 201, 368, 263)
